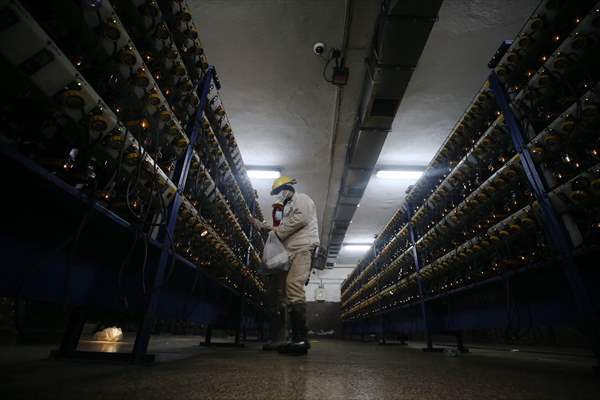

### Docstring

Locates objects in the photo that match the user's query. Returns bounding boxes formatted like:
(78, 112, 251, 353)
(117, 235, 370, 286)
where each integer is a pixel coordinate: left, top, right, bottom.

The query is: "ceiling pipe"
(324, 0, 443, 262)
(321, 0, 355, 232)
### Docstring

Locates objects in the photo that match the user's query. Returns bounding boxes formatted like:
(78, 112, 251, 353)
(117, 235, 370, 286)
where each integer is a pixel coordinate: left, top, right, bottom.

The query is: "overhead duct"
(326, 0, 442, 261)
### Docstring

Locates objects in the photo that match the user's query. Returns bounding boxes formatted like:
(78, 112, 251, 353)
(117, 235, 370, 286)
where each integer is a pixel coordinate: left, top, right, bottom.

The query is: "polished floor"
(1, 337, 599, 399)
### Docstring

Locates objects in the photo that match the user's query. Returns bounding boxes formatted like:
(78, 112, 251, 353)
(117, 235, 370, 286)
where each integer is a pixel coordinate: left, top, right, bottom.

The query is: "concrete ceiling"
(189, 0, 378, 231)
(191, 0, 540, 266)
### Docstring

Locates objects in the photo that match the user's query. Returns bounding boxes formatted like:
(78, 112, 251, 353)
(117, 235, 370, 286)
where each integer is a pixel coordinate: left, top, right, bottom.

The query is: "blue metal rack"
(342, 69, 600, 363)
(342, 43, 600, 363)
(342, 260, 590, 335)
(0, 67, 263, 363)
(488, 71, 600, 362)
(132, 67, 215, 361)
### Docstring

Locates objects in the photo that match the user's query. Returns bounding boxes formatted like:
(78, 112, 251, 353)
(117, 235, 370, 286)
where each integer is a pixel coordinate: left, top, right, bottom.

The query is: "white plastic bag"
(261, 231, 290, 271)
(93, 326, 123, 342)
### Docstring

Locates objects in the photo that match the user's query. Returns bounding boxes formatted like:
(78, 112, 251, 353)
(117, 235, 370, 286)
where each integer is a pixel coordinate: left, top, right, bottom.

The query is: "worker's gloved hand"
(252, 217, 272, 231)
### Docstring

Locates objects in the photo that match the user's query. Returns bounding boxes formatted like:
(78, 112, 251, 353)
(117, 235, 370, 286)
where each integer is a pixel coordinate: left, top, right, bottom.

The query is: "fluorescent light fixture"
(346, 236, 375, 244)
(343, 244, 372, 252)
(247, 169, 281, 179)
(376, 169, 423, 180)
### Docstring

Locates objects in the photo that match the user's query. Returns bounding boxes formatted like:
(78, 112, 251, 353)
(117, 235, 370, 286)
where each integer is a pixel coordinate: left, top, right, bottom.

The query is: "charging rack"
(0, 0, 266, 363)
(341, 0, 600, 366)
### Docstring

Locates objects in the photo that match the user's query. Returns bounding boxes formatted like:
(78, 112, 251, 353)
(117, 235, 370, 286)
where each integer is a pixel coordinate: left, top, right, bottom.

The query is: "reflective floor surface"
(1, 337, 599, 399)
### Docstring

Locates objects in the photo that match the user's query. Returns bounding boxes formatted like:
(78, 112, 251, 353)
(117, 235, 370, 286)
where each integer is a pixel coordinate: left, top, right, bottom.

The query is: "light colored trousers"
(285, 249, 312, 304)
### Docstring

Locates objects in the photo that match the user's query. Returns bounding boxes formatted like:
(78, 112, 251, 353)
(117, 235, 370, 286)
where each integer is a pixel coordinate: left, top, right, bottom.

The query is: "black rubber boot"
(278, 303, 309, 355)
(262, 306, 286, 351)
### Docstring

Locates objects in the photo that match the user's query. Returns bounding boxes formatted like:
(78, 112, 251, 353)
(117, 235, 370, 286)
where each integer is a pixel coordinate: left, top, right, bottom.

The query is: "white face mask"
(274, 210, 283, 221)
(276, 190, 292, 204)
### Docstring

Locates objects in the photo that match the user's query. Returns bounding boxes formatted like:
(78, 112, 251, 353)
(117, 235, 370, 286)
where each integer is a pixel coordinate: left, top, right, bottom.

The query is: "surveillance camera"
(313, 42, 326, 55)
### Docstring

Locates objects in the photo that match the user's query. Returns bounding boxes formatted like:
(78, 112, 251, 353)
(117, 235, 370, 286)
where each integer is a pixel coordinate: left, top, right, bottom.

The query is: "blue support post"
(372, 244, 386, 344)
(234, 200, 259, 347)
(374, 241, 407, 346)
(488, 71, 600, 363)
(132, 67, 215, 362)
(406, 205, 440, 352)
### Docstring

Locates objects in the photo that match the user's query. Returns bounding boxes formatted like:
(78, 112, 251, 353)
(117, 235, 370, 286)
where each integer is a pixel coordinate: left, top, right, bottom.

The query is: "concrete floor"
(1, 338, 599, 400)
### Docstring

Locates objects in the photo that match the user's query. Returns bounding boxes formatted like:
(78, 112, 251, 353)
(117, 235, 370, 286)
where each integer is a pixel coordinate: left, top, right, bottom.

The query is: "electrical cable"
(117, 138, 151, 308)
(117, 113, 162, 302)
(15, 171, 99, 318)
(101, 123, 128, 195)
(321, 55, 335, 84)
(158, 168, 179, 285)
(125, 119, 149, 220)
(117, 227, 139, 309)
(141, 232, 149, 294)
(117, 154, 160, 304)
(63, 177, 98, 304)
(139, 178, 156, 295)
(181, 267, 201, 320)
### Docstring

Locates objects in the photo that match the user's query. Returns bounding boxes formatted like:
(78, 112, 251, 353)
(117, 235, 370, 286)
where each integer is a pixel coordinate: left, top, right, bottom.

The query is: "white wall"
(306, 265, 355, 302)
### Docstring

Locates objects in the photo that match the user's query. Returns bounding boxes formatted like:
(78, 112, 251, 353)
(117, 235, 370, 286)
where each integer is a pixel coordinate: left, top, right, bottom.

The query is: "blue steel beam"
(132, 67, 215, 361)
(373, 242, 387, 341)
(406, 205, 435, 350)
(488, 71, 600, 361)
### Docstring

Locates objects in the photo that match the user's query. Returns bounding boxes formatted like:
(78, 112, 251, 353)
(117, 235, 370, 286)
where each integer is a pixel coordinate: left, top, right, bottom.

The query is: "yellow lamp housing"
(133, 68, 150, 88)
(89, 114, 108, 132)
(119, 47, 137, 66)
(62, 89, 85, 109)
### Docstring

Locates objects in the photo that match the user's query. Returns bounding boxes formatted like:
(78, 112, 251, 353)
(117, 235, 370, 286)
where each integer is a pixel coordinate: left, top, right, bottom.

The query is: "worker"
(261, 198, 287, 351)
(252, 176, 319, 354)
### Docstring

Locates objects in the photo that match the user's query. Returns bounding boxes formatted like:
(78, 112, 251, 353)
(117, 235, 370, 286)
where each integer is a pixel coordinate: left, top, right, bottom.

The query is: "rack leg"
(132, 303, 158, 362)
(204, 325, 212, 346)
(456, 331, 469, 353)
(418, 289, 441, 352)
(397, 334, 408, 345)
(258, 318, 265, 341)
(360, 322, 366, 342)
(378, 333, 387, 345)
(200, 324, 244, 348)
(378, 332, 409, 346)
(378, 316, 387, 345)
(421, 320, 442, 353)
(52, 310, 86, 358)
(234, 328, 241, 346)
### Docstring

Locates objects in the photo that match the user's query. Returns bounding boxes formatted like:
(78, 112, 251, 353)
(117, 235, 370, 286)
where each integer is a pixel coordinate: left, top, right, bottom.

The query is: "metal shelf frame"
(342, 70, 600, 363)
(131, 67, 215, 361)
(342, 0, 600, 361)
(0, 67, 263, 363)
(0, 0, 268, 363)
(489, 71, 600, 362)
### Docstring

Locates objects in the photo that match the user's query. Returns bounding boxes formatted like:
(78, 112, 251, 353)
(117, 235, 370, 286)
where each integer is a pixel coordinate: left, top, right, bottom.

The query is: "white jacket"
(274, 192, 320, 253)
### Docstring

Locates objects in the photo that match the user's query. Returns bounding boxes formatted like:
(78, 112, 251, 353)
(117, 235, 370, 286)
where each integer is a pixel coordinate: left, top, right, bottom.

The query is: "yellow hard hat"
(271, 176, 297, 195)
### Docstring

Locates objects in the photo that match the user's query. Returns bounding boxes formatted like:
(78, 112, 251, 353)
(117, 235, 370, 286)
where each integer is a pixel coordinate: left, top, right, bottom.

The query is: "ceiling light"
(343, 244, 372, 252)
(247, 169, 281, 179)
(349, 237, 375, 244)
(376, 169, 423, 181)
